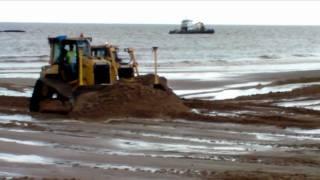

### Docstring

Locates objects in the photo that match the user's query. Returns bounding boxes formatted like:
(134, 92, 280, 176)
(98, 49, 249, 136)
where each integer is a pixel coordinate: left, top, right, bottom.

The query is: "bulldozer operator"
(66, 45, 77, 79)
(58, 44, 78, 81)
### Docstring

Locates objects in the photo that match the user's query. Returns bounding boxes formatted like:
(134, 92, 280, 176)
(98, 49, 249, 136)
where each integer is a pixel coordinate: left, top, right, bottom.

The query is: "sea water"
(1, 23, 320, 79)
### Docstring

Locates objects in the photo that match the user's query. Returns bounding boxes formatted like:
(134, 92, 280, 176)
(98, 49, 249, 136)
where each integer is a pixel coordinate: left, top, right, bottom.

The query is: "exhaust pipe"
(152, 47, 165, 90)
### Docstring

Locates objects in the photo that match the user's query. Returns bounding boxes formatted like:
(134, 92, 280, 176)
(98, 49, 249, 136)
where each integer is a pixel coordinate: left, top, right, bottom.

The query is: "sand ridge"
(71, 74, 190, 119)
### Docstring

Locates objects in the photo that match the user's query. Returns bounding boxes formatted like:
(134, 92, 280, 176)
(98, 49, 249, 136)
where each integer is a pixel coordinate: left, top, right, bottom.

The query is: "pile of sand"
(70, 74, 190, 119)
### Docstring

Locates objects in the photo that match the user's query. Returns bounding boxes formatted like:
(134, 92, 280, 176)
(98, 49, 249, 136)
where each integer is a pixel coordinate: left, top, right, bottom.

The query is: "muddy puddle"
(179, 82, 320, 100)
(0, 113, 34, 122)
(275, 99, 320, 110)
(0, 87, 32, 97)
(60, 159, 163, 174)
(174, 81, 270, 95)
(0, 113, 39, 131)
(286, 128, 320, 135)
(0, 137, 54, 146)
(0, 153, 53, 164)
(111, 138, 253, 155)
(0, 73, 39, 79)
(0, 171, 22, 177)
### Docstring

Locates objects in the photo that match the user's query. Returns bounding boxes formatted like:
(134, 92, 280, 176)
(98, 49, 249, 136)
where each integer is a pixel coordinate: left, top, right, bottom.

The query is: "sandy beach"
(0, 67, 319, 179)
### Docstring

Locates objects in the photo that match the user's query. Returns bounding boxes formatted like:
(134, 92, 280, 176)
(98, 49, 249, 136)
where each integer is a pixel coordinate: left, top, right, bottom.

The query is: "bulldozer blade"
(153, 83, 166, 91)
(39, 100, 72, 114)
(40, 77, 73, 99)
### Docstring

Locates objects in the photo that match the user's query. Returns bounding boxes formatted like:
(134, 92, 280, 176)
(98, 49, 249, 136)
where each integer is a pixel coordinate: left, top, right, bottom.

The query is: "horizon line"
(1, 21, 320, 26)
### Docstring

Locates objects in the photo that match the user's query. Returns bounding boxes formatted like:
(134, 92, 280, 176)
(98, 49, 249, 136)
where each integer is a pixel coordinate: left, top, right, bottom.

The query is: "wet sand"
(0, 69, 319, 179)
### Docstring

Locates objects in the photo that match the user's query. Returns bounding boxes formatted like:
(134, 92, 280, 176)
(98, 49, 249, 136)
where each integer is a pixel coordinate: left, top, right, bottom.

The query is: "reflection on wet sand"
(0, 153, 53, 164)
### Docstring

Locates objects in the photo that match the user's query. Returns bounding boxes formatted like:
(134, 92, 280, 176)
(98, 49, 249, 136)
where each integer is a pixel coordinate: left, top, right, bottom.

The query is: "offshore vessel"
(169, 19, 214, 34)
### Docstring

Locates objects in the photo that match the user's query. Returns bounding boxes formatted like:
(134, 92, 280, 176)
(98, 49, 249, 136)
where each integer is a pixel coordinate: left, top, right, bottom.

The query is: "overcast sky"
(1, 1, 320, 25)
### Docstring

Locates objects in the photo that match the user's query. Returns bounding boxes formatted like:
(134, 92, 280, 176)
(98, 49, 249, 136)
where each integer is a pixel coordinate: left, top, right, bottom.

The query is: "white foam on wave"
(140, 62, 320, 85)
(143, 61, 320, 72)
(158, 72, 228, 81)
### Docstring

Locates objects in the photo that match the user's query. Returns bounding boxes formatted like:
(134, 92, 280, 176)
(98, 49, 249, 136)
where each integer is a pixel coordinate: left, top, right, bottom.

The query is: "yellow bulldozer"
(29, 35, 139, 113)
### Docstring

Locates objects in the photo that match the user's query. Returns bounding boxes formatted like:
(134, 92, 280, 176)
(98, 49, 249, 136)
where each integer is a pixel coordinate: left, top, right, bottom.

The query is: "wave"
(139, 56, 320, 68)
(292, 54, 315, 58)
(0, 55, 49, 59)
(0, 55, 49, 63)
(258, 55, 281, 60)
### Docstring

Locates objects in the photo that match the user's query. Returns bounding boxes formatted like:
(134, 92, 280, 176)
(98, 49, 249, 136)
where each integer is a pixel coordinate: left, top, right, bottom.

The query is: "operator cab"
(91, 45, 123, 63)
(91, 45, 135, 79)
(48, 36, 92, 81)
